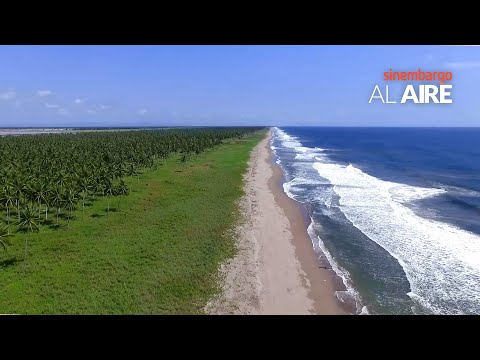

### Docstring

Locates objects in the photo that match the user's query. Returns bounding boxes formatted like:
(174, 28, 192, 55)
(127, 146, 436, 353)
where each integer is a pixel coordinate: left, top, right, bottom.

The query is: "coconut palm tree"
(51, 185, 64, 225)
(11, 178, 24, 224)
(19, 204, 39, 232)
(90, 177, 103, 202)
(116, 180, 129, 197)
(63, 188, 78, 227)
(32, 182, 48, 221)
(77, 176, 91, 220)
(180, 151, 190, 167)
(18, 204, 39, 260)
(0, 186, 14, 234)
(43, 182, 53, 221)
(56, 172, 70, 189)
(103, 181, 115, 220)
(0, 223, 11, 250)
(115, 180, 129, 210)
(126, 163, 140, 182)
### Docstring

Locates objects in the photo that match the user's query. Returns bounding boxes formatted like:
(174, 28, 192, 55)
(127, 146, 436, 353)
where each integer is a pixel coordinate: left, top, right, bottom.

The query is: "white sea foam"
(295, 151, 327, 161)
(389, 185, 446, 203)
(282, 182, 295, 199)
(276, 128, 303, 149)
(273, 128, 328, 161)
(307, 220, 367, 314)
(296, 146, 326, 153)
(285, 176, 330, 187)
(359, 306, 369, 315)
(296, 146, 309, 153)
(312, 161, 480, 314)
(274, 128, 328, 154)
(283, 176, 332, 206)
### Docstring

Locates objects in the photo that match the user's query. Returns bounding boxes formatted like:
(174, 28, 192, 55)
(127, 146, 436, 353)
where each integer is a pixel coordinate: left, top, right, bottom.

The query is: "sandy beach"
(206, 130, 350, 315)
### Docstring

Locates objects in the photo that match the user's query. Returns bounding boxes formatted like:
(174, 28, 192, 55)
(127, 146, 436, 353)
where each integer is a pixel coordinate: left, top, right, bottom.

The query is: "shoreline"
(268, 141, 353, 315)
(206, 130, 351, 315)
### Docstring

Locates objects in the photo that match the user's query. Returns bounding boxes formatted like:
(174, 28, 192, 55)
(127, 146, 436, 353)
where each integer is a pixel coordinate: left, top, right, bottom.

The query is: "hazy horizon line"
(2, 125, 480, 129)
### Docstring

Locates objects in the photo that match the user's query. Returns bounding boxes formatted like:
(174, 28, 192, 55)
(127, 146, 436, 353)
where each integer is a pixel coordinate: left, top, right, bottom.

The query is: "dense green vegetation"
(0, 128, 265, 314)
(0, 128, 258, 236)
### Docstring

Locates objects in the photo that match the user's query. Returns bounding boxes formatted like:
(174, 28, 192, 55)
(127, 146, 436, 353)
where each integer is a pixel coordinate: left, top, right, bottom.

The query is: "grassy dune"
(0, 131, 265, 314)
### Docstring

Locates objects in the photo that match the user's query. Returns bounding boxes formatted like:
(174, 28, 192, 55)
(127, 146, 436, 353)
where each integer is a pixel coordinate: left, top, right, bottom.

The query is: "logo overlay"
(369, 69, 453, 104)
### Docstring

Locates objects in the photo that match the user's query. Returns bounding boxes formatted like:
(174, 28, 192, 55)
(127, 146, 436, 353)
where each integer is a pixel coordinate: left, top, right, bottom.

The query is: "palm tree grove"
(0, 128, 259, 255)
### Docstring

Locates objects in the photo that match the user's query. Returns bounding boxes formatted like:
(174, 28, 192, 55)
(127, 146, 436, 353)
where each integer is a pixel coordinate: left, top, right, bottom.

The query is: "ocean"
(271, 127, 480, 315)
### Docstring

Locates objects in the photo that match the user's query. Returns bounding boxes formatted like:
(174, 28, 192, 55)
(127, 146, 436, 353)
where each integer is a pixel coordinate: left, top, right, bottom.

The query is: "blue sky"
(0, 45, 479, 127)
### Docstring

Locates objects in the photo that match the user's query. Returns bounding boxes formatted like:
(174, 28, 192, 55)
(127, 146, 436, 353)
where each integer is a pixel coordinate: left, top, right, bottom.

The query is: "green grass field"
(0, 131, 265, 314)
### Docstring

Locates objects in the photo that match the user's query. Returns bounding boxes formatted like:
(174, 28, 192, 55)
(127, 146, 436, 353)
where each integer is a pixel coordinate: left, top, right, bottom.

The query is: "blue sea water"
(271, 127, 480, 315)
